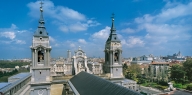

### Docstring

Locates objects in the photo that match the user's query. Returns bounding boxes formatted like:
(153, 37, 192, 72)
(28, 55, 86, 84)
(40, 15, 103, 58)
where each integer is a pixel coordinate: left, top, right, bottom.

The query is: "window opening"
(114, 52, 118, 62)
(38, 50, 44, 62)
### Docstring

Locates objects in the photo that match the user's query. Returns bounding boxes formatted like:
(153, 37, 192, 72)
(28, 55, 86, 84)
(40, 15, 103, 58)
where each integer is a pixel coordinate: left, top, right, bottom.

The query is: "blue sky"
(0, 0, 192, 59)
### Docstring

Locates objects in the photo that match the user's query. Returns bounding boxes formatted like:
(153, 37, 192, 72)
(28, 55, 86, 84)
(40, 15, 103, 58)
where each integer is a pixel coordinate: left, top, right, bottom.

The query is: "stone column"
(84, 56, 89, 73)
(110, 50, 113, 65)
(105, 50, 107, 64)
(32, 49, 34, 67)
(72, 56, 77, 75)
(110, 51, 113, 77)
(47, 49, 50, 66)
(34, 49, 37, 67)
(44, 49, 47, 66)
(112, 50, 114, 65)
(118, 50, 121, 64)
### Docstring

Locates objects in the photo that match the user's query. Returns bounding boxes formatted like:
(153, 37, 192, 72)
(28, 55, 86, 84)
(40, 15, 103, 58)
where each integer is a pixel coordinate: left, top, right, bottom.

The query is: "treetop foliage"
(0, 61, 30, 68)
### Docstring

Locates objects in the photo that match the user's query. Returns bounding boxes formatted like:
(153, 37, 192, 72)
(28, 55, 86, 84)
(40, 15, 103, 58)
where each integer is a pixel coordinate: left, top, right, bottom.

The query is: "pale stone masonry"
(30, 1, 51, 95)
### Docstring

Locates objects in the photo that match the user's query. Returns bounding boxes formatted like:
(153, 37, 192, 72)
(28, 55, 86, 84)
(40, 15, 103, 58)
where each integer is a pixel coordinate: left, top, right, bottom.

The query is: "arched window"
(106, 52, 108, 62)
(114, 52, 118, 62)
(39, 31, 42, 34)
(38, 50, 44, 62)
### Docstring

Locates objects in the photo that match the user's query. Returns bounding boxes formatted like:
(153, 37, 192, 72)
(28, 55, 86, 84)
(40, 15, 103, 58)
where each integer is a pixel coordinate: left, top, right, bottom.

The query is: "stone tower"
(67, 50, 71, 61)
(104, 14, 123, 78)
(72, 46, 89, 75)
(30, 1, 51, 95)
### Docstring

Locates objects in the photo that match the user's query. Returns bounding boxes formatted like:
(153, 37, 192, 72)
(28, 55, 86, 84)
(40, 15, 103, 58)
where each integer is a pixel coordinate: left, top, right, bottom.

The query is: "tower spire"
(106, 13, 120, 42)
(104, 14, 123, 79)
(39, 0, 45, 27)
(111, 13, 116, 33)
(34, 0, 48, 37)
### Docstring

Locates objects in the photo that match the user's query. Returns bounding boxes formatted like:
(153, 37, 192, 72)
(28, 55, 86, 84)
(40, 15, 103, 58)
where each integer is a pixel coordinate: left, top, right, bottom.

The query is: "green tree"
(183, 58, 192, 82)
(186, 83, 192, 90)
(123, 64, 128, 77)
(0, 61, 30, 68)
(170, 64, 186, 83)
(126, 64, 141, 81)
(0, 71, 3, 77)
(147, 65, 154, 82)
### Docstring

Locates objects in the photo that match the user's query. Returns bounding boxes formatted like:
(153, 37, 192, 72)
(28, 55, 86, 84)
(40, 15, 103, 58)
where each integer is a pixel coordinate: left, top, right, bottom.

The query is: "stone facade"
(164, 51, 186, 62)
(103, 15, 137, 91)
(30, 2, 51, 95)
(87, 62, 103, 74)
(50, 47, 103, 76)
(72, 46, 89, 75)
(103, 16, 123, 78)
(29, 1, 137, 93)
(149, 62, 170, 81)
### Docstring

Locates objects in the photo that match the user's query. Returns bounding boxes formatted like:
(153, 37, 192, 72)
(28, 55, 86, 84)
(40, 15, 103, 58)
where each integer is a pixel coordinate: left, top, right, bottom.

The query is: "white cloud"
(135, 14, 154, 24)
(145, 34, 151, 39)
(123, 36, 145, 47)
(121, 28, 136, 33)
(157, 2, 192, 22)
(0, 40, 12, 44)
(130, 1, 192, 47)
(0, 32, 15, 39)
(70, 43, 75, 48)
(92, 26, 110, 40)
(49, 36, 55, 42)
(59, 26, 69, 32)
(115, 1, 192, 56)
(59, 7, 85, 21)
(11, 24, 17, 29)
(87, 19, 101, 27)
(0, 24, 31, 45)
(27, 1, 100, 32)
(78, 39, 87, 44)
(69, 23, 87, 32)
(15, 40, 26, 44)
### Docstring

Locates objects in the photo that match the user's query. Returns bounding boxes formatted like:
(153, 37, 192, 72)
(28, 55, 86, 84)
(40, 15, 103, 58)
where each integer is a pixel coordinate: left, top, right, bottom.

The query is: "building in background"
(163, 51, 186, 62)
(50, 47, 103, 76)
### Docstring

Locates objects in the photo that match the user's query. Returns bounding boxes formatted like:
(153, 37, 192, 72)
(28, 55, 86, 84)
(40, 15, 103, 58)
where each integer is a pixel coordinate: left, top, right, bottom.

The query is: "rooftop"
(0, 73, 31, 93)
(9, 72, 30, 79)
(70, 71, 140, 95)
(0, 83, 11, 90)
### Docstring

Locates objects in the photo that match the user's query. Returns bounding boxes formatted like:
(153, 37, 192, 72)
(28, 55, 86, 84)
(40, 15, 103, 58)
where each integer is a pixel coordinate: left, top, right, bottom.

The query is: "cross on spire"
(39, 0, 44, 7)
(110, 13, 115, 31)
(111, 13, 115, 21)
(39, 0, 44, 12)
(34, 0, 48, 37)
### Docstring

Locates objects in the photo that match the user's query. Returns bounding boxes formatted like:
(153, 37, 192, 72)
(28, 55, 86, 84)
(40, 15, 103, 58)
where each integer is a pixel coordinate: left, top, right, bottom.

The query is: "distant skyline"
(0, 0, 192, 59)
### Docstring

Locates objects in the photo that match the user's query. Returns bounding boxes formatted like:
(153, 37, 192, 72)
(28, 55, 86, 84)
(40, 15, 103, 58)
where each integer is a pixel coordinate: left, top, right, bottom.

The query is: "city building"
(163, 51, 186, 62)
(1, 1, 139, 95)
(131, 54, 154, 65)
(50, 47, 103, 76)
(149, 62, 170, 82)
